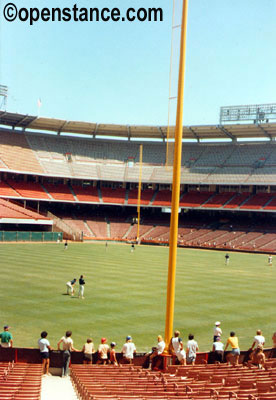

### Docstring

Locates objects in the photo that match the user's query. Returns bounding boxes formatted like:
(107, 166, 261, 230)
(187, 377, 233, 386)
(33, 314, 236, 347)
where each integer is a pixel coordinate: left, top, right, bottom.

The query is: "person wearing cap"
(0, 325, 13, 348)
(169, 331, 186, 365)
(82, 338, 95, 364)
(57, 331, 78, 377)
(121, 336, 136, 364)
(251, 329, 265, 350)
(66, 278, 76, 296)
(212, 336, 224, 363)
(213, 321, 222, 343)
(110, 342, 118, 366)
(97, 338, 109, 364)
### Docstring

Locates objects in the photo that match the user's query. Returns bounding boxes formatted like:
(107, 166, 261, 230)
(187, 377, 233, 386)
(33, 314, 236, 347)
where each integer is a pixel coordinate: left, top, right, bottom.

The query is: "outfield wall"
(0, 231, 62, 242)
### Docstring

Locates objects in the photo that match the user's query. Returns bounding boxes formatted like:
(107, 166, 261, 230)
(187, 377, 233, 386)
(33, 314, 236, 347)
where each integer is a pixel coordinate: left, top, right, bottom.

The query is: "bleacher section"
(153, 190, 172, 206)
(109, 219, 131, 239)
(71, 362, 276, 400)
(86, 218, 108, 238)
(0, 123, 276, 252)
(71, 185, 99, 203)
(264, 197, 276, 210)
(1, 128, 276, 185)
(101, 187, 126, 204)
(0, 181, 20, 197)
(202, 192, 235, 208)
(53, 210, 276, 253)
(224, 192, 251, 209)
(43, 183, 75, 201)
(7, 180, 50, 200)
(240, 193, 275, 210)
(0, 198, 49, 220)
(0, 362, 42, 400)
(128, 189, 155, 205)
(0, 130, 43, 174)
(180, 191, 213, 207)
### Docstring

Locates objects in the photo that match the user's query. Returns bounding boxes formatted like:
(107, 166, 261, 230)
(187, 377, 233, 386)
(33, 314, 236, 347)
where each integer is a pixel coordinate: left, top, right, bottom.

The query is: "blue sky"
(1, 0, 276, 126)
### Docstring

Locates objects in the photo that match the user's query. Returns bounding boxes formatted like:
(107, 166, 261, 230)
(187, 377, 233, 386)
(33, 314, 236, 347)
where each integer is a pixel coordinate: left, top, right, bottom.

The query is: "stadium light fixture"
(0, 85, 8, 110)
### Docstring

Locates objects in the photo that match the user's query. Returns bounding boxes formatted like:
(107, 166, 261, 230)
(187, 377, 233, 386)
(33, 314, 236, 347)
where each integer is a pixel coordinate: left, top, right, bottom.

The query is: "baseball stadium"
(1, 0, 276, 399)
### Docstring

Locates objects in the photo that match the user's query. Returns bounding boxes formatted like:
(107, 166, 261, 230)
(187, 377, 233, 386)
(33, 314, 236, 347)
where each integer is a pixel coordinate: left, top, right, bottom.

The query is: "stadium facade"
(0, 111, 275, 252)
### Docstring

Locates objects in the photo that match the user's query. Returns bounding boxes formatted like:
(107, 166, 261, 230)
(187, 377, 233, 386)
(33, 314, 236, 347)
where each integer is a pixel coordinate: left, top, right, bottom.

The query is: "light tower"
(0, 85, 8, 110)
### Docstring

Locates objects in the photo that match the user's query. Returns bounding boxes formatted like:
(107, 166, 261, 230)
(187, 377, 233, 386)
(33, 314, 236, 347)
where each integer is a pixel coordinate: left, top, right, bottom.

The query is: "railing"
(48, 211, 83, 241)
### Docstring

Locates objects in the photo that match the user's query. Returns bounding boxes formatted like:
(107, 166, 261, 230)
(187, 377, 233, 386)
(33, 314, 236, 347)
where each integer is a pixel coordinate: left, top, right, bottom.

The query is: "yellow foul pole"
(165, 0, 188, 349)
(137, 144, 143, 242)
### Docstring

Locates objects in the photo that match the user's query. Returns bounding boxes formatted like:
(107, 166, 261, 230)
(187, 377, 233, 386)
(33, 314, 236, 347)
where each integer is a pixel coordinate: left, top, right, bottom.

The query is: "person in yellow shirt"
(225, 331, 240, 366)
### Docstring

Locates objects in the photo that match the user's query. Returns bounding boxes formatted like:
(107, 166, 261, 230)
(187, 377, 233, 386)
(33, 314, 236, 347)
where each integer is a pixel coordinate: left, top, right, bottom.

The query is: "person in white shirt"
(148, 335, 165, 369)
(169, 330, 186, 365)
(82, 338, 95, 364)
(121, 336, 136, 364)
(213, 321, 222, 342)
(97, 338, 109, 364)
(251, 330, 265, 350)
(212, 337, 224, 363)
(57, 331, 78, 377)
(186, 334, 199, 365)
(38, 331, 53, 375)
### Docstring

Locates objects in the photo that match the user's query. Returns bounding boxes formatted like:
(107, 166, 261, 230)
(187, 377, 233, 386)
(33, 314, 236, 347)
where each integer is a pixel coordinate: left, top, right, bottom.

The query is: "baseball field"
(0, 242, 274, 353)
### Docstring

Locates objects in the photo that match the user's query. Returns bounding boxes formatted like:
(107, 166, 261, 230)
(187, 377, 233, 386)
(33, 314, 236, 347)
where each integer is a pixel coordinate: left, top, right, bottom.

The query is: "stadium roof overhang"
(1, 111, 276, 140)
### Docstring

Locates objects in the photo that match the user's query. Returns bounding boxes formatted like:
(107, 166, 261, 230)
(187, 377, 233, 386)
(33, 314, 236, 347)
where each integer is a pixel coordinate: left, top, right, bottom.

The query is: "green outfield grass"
(0, 242, 275, 353)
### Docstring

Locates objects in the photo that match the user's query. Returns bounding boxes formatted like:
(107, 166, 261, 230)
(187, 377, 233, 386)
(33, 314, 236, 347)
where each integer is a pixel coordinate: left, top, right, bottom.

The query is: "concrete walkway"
(41, 375, 78, 400)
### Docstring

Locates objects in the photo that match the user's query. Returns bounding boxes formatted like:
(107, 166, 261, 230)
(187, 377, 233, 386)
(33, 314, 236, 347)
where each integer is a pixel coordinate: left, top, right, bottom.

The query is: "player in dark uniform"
(225, 253, 230, 265)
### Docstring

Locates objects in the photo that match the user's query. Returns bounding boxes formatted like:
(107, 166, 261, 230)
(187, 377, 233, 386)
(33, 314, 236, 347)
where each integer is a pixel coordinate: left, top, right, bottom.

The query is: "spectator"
(66, 278, 76, 296)
(212, 337, 224, 363)
(225, 331, 240, 366)
(78, 275, 85, 299)
(0, 325, 13, 348)
(97, 338, 109, 364)
(169, 330, 186, 366)
(121, 336, 136, 364)
(110, 342, 118, 366)
(251, 329, 265, 350)
(57, 331, 78, 377)
(186, 334, 199, 365)
(82, 338, 95, 364)
(148, 335, 165, 369)
(249, 345, 266, 369)
(213, 321, 222, 343)
(272, 332, 276, 348)
(38, 331, 52, 376)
